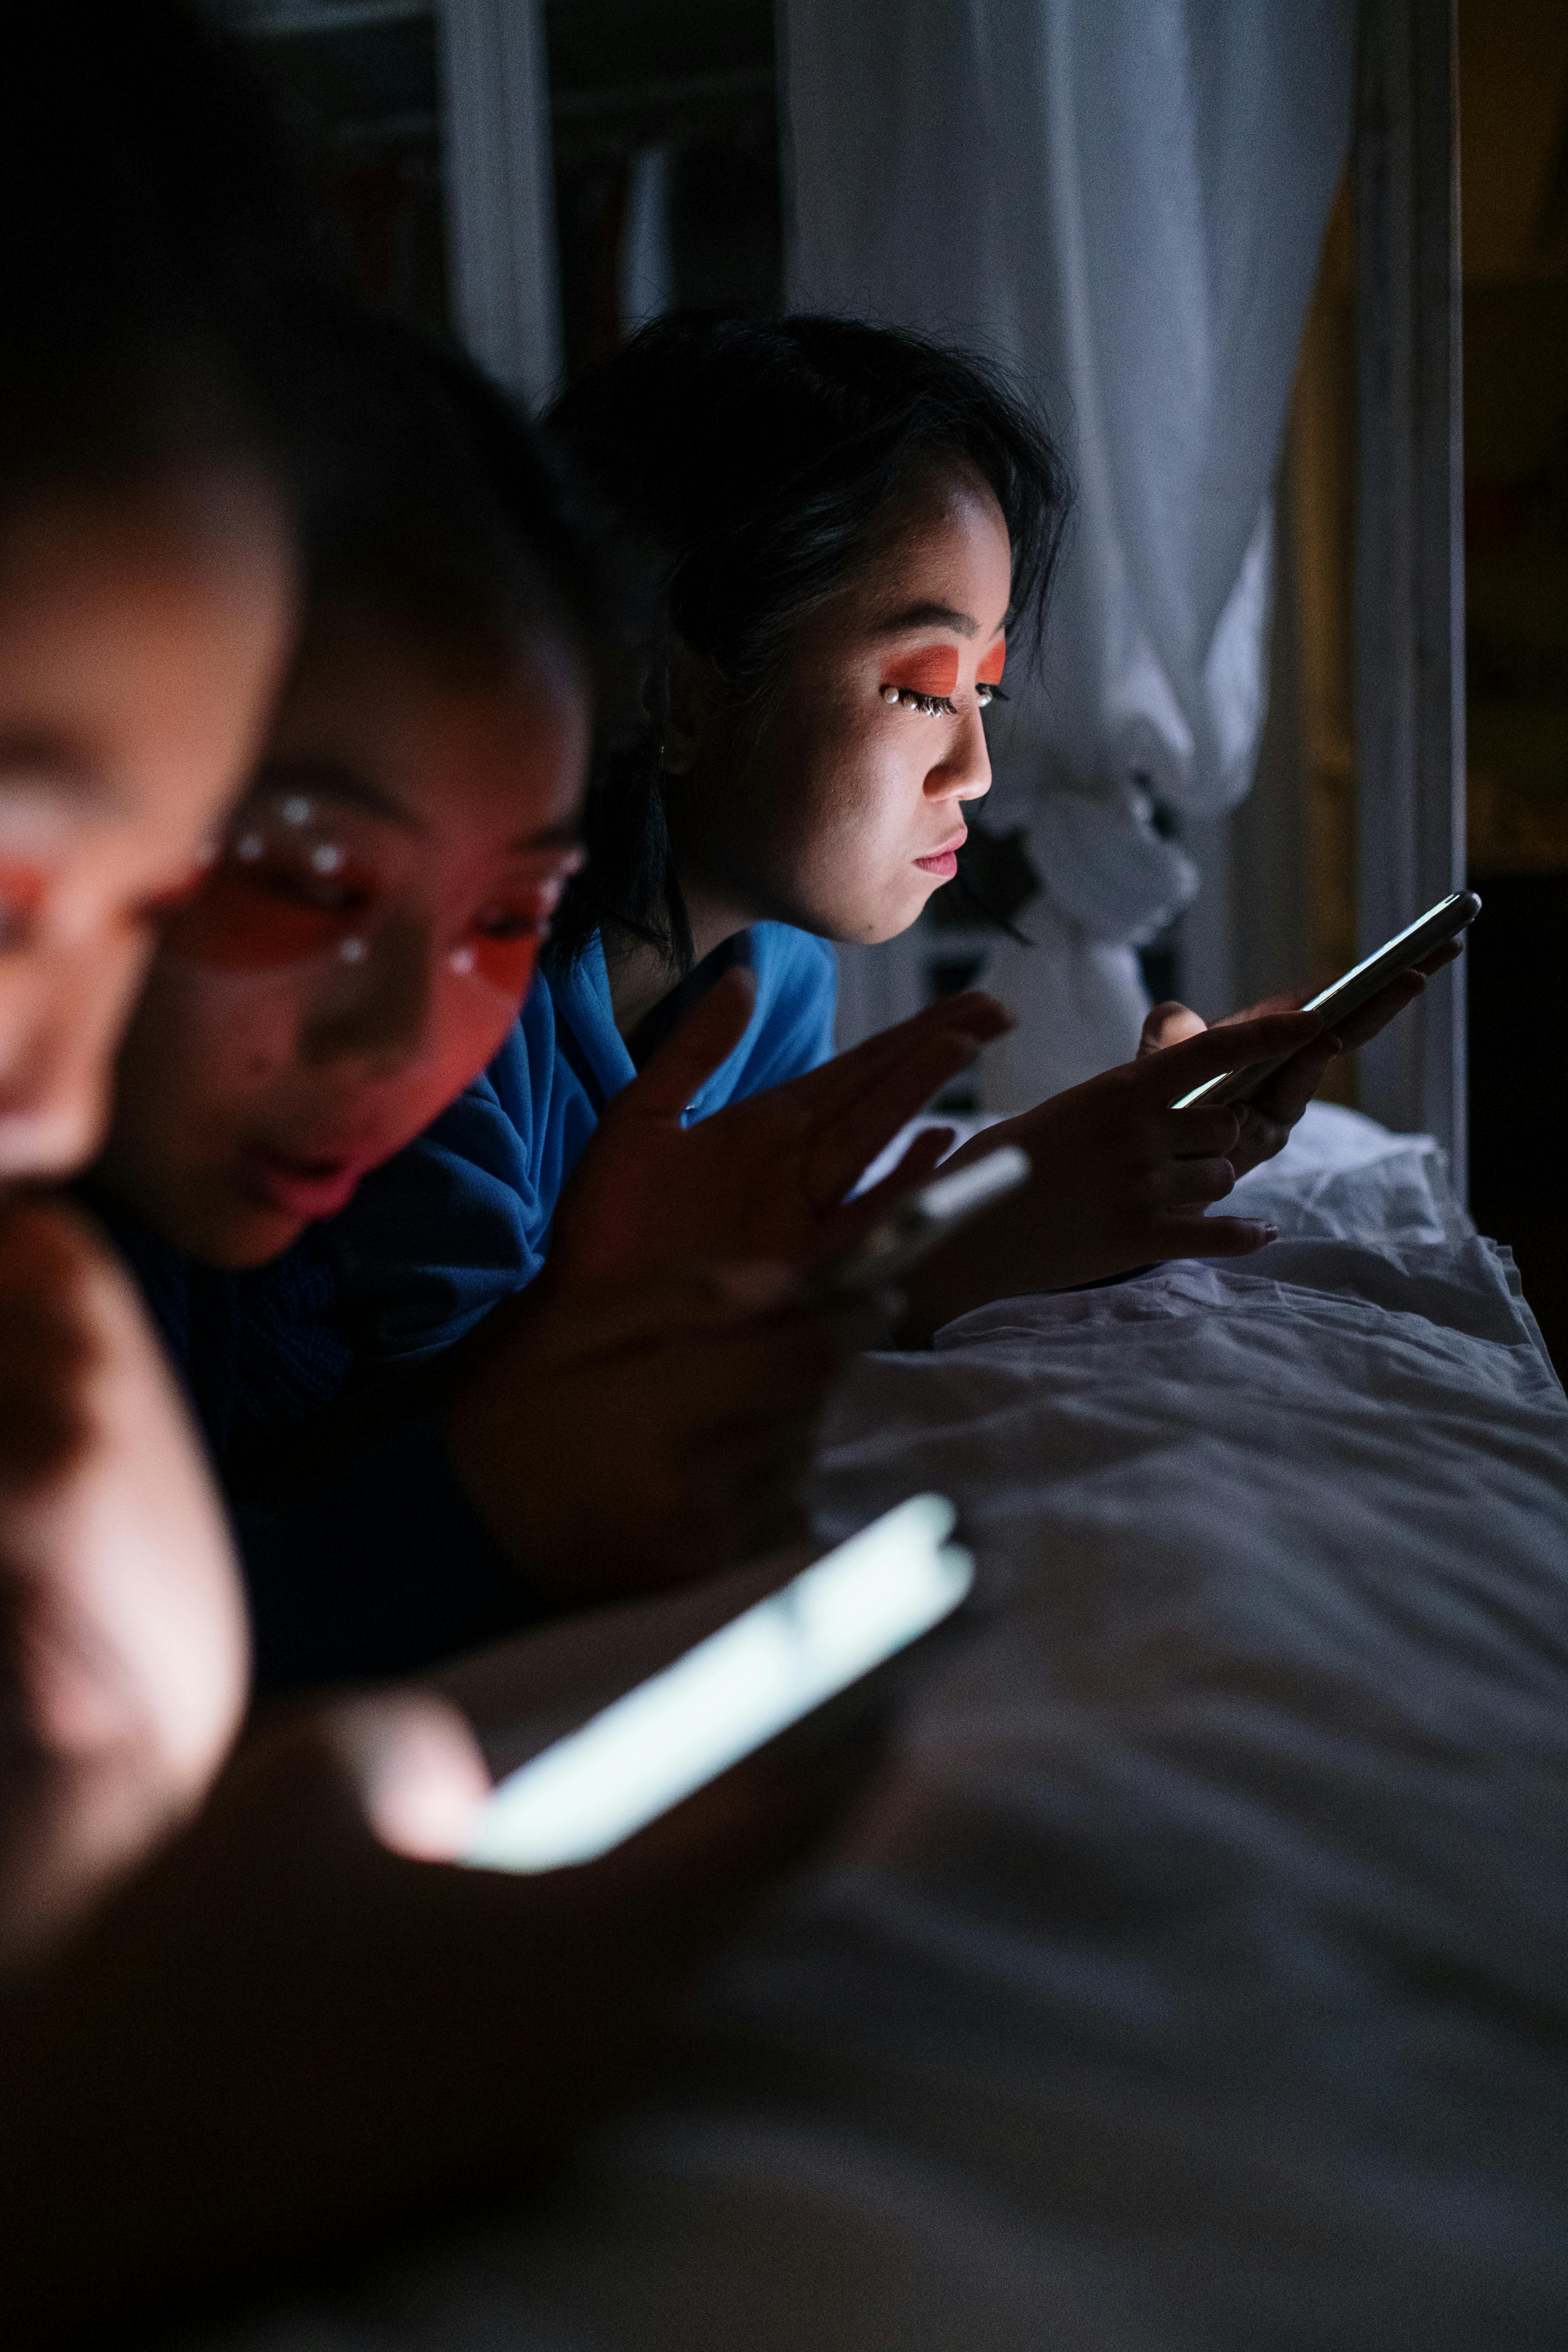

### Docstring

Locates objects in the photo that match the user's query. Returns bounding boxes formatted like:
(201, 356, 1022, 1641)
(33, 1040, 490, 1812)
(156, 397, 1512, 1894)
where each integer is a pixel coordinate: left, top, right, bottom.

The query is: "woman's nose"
(0, 935, 147, 1179)
(0, 1057, 108, 1180)
(925, 703, 993, 803)
(302, 909, 434, 1072)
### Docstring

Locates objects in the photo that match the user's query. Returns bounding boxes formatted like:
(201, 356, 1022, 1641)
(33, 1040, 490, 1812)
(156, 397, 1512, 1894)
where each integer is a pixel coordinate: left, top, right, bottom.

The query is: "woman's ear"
(662, 640, 722, 777)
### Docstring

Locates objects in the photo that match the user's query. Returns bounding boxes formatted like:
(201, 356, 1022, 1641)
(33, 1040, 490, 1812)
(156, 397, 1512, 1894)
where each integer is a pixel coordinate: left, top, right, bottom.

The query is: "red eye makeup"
(160, 786, 579, 1005)
(878, 639, 1006, 714)
(162, 850, 383, 973)
(445, 863, 575, 995)
(446, 892, 553, 994)
(157, 795, 387, 974)
(880, 646, 960, 702)
(0, 861, 47, 952)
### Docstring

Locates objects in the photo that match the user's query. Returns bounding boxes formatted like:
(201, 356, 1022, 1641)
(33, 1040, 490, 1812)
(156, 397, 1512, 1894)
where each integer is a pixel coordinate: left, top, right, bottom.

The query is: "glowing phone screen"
(462, 1494, 973, 1875)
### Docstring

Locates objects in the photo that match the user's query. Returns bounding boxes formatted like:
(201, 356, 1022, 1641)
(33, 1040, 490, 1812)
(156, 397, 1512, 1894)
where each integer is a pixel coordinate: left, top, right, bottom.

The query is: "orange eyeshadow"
(977, 637, 1006, 686)
(159, 849, 381, 973)
(0, 861, 45, 915)
(882, 645, 959, 699)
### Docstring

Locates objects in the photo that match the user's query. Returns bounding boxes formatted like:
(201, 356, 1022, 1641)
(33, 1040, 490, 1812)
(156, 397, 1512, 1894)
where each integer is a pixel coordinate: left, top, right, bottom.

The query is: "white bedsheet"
(188, 1107, 1568, 2352)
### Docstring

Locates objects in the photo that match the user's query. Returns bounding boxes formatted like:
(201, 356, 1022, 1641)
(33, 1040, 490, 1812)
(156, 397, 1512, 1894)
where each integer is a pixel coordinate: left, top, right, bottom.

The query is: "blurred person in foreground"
(0, 9, 874, 2342)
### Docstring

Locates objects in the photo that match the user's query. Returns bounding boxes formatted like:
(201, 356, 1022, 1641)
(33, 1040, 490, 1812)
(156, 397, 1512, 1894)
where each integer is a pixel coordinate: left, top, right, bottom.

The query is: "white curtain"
(438, 0, 561, 407)
(781, 0, 1355, 1100)
(619, 147, 675, 336)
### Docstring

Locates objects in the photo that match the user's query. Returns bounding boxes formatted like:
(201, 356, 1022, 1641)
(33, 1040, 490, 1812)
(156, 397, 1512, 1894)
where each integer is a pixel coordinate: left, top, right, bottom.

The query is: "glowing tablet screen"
(462, 1493, 973, 1875)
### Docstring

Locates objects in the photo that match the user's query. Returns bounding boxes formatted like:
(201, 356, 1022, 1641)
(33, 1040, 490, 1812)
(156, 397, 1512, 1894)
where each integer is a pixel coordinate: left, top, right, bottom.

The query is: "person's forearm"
(0, 1708, 853, 2344)
(0, 1730, 571, 2341)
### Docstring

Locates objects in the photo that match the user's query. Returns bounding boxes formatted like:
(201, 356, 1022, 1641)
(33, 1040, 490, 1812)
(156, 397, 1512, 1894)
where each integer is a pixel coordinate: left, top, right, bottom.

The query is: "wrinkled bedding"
(187, 1107, 1568, 2352)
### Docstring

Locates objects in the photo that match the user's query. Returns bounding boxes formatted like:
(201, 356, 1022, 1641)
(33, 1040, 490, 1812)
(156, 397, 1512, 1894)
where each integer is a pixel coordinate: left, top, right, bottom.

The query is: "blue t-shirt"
(330, 922, 838, 1361)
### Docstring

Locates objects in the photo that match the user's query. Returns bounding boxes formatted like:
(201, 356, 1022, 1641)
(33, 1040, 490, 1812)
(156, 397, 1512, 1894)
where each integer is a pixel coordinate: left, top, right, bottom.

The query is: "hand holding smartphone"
(1172, 889, 1480, 1113)
(804, 1144, 1031, 1305)
(462, 1494, 974, 1875)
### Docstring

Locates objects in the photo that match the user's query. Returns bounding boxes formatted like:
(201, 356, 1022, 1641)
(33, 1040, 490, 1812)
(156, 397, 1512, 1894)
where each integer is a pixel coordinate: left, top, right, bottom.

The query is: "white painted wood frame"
(437, 0, 561, 408)
(1353, 0, 1468, 1189)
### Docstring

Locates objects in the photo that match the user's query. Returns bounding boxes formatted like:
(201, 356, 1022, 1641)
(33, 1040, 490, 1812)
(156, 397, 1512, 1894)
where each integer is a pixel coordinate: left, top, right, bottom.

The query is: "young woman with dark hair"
(328, 311, 1430, 1364)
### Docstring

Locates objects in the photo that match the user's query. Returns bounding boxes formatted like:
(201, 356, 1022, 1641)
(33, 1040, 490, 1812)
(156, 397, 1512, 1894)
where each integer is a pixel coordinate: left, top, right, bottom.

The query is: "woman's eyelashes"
(159, 839, 378, 972)
(878, 682, 1004, 717)
(877, 639, 1006, 718)
(446, 878, 568, 990)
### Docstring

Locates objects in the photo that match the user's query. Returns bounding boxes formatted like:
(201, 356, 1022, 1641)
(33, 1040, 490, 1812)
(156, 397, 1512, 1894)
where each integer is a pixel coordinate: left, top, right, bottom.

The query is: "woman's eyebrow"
(509, 818, 583, 854)
(876, 600, 980, 639)
(252, 759, 422, 833)
(0, 730, 115, 802)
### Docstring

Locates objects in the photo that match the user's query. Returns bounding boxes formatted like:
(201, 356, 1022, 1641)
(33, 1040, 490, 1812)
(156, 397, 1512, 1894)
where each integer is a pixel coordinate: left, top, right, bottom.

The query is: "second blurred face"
(0, 475, 294, 1179)
(99, 609, 589, 1268)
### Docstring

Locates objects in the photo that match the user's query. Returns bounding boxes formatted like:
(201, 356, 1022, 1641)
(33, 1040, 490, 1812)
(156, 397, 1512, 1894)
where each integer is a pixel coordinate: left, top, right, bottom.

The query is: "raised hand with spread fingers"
(548, 971, 1011, 1290)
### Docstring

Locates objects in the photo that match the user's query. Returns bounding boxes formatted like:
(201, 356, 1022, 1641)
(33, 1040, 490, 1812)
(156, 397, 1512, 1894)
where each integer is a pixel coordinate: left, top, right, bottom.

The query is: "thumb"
(1139, 1000, 1207, 1056)
(314, 1691, 492, 1862)
(613, 967, 757, 1124)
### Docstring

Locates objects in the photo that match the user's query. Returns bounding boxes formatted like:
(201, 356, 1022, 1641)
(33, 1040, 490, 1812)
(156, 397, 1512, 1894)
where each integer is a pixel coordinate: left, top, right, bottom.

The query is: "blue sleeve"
(328, 932, 834, 1363)
(693, 927, 837, 1113)
(235, 1407, 542, 1691)
(328, 976, 598, 1363)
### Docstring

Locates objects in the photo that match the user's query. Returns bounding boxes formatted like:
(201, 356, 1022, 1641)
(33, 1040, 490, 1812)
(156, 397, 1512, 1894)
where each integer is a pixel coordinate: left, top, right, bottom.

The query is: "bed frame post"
(1352, 0, 1467, 1189)
(437, 0, 561, 408)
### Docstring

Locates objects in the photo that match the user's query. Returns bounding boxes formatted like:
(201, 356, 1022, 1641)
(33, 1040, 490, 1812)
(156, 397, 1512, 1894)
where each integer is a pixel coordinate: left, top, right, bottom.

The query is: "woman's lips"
(230, 1141, 371, 1222)
(914, 834, 966, 881)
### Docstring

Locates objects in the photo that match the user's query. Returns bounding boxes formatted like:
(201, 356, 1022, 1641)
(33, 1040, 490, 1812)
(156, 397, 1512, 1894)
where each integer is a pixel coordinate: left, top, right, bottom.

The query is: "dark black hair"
(269, 294, 634, 728)
(545, 311, 1071, 969)
(0, 1, 309, 519)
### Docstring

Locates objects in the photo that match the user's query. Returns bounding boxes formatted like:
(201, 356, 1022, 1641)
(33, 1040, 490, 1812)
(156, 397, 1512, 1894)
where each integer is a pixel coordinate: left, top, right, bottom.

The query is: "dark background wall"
(1460, 0, 1568, 1369)
(202, 0, 781, 371)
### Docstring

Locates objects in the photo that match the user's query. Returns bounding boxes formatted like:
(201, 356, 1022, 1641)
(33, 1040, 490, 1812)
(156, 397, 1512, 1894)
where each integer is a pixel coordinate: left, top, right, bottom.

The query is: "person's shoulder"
(737, 924, 837, 1084)
(748, 921, 836, 980)
(483, 968, 560, 1110)
(747, 922, 837, 1012)
(432, 964, 588, 1153)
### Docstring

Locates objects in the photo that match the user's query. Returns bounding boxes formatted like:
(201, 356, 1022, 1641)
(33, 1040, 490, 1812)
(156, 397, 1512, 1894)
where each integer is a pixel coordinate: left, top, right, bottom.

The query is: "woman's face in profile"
(100, 610, 589, 1270)
(0, 474, 294, 1180)
(665, 460, 1012, 948)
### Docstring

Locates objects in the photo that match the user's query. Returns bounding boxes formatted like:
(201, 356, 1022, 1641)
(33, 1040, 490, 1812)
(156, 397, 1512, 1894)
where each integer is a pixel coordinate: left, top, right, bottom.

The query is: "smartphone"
(1172, 889, 1481, 1113)
(461, 1494, 974, 1875)
(805, 1142, 1031, 1303)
